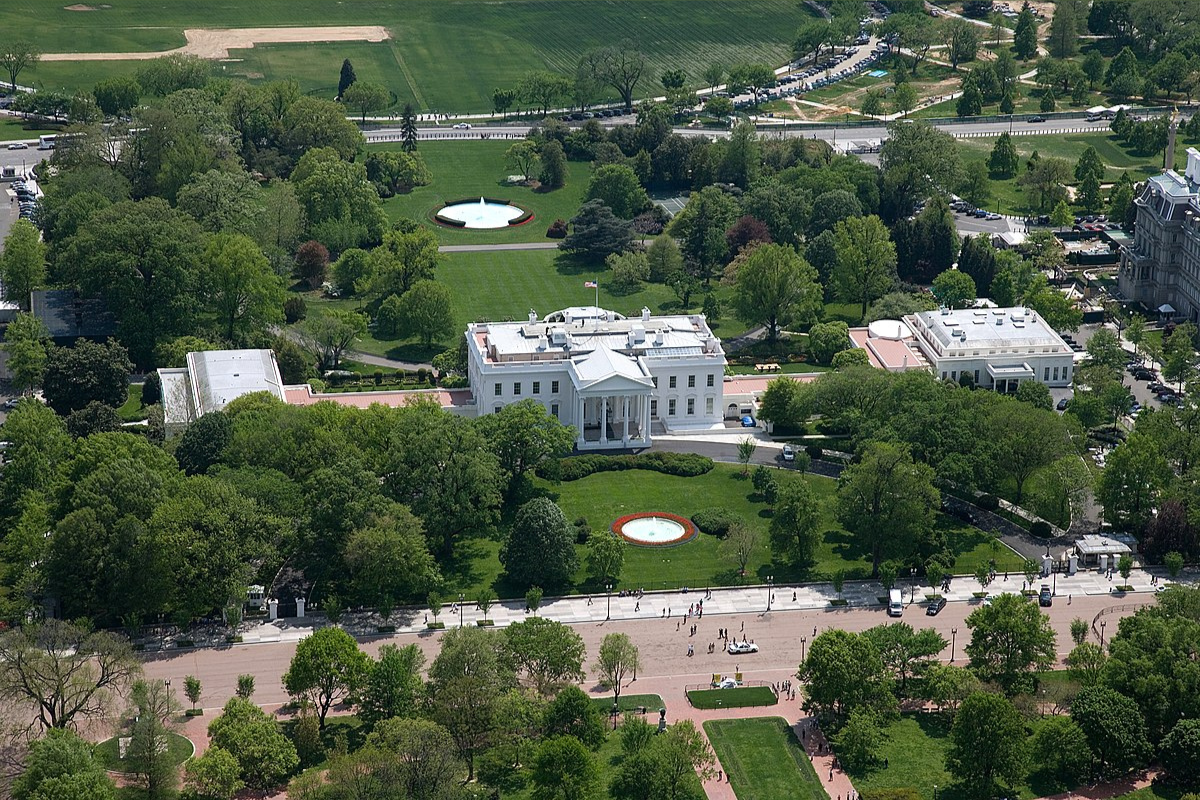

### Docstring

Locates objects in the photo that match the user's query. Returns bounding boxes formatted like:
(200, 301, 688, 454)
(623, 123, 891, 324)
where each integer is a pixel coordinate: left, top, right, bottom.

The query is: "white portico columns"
(599, 396, 608, 444)
(622, 396, 630, 443)
(576, 395, 585, 446)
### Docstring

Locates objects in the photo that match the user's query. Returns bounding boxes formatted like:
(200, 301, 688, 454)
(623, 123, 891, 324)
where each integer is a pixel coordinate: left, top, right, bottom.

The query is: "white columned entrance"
(600, 396, 608, 444)
(576, 395, 585, 446)
(622, 396, 630, 443)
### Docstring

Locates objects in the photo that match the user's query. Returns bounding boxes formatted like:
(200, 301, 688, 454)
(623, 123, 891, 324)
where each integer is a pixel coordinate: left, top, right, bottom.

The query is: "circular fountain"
(436, 196, 527, 229)
(612, 512, 698, 547)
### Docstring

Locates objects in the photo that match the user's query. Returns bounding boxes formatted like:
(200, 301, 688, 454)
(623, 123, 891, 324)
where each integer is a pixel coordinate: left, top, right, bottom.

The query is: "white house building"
(901, 307, 1075, 390)
(466, 306, 727, 448)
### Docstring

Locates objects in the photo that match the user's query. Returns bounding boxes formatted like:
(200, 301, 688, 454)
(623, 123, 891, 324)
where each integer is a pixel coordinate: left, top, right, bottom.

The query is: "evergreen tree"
(1013, 4, 1039, 60)
(988, 132, 1019, 178)
(1079, 173, 1103, 213)
(957, 81, 984, 117)
(999, 91, 1015, 114)
(338, 59, 357, 98)
(1076, 147, 1106, 185)
(401, 103, 418, 153)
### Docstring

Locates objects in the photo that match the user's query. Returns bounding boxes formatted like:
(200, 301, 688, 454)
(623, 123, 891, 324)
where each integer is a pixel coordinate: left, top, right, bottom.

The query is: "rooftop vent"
(550, 328, 567, 345)
(537, 334, 548, 350)
(654, 330, 665, 346)
(528, 309, 538, 323)
(642, 307, 651, 321)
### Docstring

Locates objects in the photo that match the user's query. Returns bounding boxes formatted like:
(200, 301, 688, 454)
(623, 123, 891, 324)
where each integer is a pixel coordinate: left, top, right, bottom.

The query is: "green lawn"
(302, 247, 749, 363)
(687, 686, 778, 709)
(118, 383, 148, 422)
(704, 717, 829, 800)
(94, 732, 194, 772)
(957, 130, 1199, 216)
(9, 1, 804, 113)
(375, 140, 594, 245)
(591, 693, 665, 714)
(0, 117, 60, 142)
(844, 712, 1094, 800)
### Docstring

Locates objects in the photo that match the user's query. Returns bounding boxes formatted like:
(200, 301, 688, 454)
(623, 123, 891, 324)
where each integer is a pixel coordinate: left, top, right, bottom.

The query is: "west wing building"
(466, 306, 727, 448)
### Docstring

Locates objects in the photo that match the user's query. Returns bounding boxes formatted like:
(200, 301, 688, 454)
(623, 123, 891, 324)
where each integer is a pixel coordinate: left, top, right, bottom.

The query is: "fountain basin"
(435, 197, 530, 229)
(612, 512, 698, 547)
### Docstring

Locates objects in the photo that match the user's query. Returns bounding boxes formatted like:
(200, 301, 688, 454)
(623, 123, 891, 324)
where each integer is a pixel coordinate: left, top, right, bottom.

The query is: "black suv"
(1039, 585, 1052, 607)
(926, 596, 947, 616)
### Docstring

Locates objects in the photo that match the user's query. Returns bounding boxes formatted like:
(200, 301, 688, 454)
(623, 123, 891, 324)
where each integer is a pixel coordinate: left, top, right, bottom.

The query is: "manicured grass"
(374, 140, 594, 245)
(302, 247, 750, 361)
(94, 732, 194, 772)
(687, 686, 777, 709)
(704, 717, 829, 800)
(0, 117, 60, 142)
(118, 383, 148, 422)
(591, 693, 665, 714)
(9, 1, 803, 113)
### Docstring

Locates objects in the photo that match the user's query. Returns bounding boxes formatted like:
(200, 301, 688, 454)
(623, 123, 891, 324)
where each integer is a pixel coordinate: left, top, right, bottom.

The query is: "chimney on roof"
(654, 330, 664, 346)
(529, 309, 538, 323)
(642, 307, 651, 321)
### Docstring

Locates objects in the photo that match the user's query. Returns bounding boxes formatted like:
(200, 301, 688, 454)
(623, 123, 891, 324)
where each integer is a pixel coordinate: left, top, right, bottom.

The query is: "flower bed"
(612, 511, 698, 547)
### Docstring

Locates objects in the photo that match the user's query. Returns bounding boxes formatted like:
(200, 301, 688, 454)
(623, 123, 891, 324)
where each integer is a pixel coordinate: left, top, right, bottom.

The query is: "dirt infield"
(41, 25, 390, 61)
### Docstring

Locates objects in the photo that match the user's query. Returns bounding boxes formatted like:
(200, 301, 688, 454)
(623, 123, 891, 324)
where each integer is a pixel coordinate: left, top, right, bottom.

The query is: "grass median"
(705, 717, 828, 800)
(687, 686, 777, 709)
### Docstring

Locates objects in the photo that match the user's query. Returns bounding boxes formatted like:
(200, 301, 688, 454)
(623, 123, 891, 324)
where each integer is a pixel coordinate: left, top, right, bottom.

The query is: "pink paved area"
(282, 384, 473, 409)
(848, 327, 926, 372)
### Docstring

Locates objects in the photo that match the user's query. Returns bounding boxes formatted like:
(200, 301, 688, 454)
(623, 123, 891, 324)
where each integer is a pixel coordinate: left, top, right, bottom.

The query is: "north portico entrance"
(570, 348, 654, 449)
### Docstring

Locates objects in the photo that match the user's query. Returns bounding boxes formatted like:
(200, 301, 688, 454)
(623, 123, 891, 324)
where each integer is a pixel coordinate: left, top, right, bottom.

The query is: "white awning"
(1158, 303, 1177, 314)
(986, 363, 1035, 379)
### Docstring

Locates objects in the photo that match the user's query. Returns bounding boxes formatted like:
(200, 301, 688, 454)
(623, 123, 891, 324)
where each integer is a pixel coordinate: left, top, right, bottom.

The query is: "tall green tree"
(478, 398, 575, 497)
(282, 627, 371, 728)
(4, 312, 50, 393)
(1071, 686, 1153, 777)
(1013, 4, 1039, 59)
(337, 58, 357, 97)
(592, 633, 640, 706)
(41, 339, 132, 416)
(359, 643, 426, 725)
(964, 592, 1056, 694)
(836, 441, 938, 576)
(798, 629, 895, 722)
(12, 729, 115, 800)
(0, 219, 45, 310)
(947, 692, 1028, 791)
(586, 164, 649, 220)
(200, 233, 285, 341)
(500, 498, 579, 590)
(502, 618, 587, 697)
(832, 215, 897, 322)
(341, 81, 389, 122)
(730, 243, 822, 342)
(769, 477, 821, 567)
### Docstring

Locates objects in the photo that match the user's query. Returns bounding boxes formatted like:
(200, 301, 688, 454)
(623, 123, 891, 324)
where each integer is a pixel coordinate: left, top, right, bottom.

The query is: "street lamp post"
(767, 575, 774, 611)
(458, 593, 465, 628)
(606, 583, 613, 621)
(1100, 620, 1107, 646)
(800, 636, 807, 662)
(910, 568, 917, 603)
(951, 627, 957, 662)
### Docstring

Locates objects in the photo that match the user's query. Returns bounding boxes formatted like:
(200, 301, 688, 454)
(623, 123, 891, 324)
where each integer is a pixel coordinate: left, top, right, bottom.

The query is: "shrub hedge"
(691, 507, 738, 537)
(1029, 520, 1052, 538)
(977, 494, 1001, 511)
(539, 451, 714, 482)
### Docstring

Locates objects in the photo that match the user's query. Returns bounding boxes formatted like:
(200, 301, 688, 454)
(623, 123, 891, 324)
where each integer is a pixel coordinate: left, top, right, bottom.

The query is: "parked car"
(727, 640, 759, 654)
(740, 415, 757, 428)
(6, 142, 27, 150)
(1039, 585, 1053, 607)
(452, 122, 472, 129)
(1056, 397, 1070, 411)
(715, 677, 740, 688)
(1027, 115, 1046, 123)
(782, 444, 795, 462)
(2, 398, 20, 410)
(926, 596, 947, 616)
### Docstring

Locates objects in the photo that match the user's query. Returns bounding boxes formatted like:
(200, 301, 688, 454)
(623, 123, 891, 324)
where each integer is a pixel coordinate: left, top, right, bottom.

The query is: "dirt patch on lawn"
(63, 3, 107, 10)
(41, 25, 390, 60)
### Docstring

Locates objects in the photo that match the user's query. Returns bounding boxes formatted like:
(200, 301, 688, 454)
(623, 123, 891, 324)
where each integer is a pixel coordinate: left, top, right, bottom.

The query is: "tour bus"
(37, 135, 55, 150)
(888, 589, 904, 617)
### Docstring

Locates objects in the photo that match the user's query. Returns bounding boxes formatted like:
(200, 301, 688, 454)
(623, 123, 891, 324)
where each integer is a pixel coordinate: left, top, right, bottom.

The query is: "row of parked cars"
(11, 179, 36, 222)
(1060, 332, 1086, 353)
(950, 199, 1003, 220)
(558, 108, 625, 123)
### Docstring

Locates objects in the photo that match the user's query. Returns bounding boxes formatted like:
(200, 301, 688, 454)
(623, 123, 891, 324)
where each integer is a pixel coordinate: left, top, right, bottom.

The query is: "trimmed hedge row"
(539, 452, 714, 482)
(509, 210, 534, 226)
(434, 214, 467, 227)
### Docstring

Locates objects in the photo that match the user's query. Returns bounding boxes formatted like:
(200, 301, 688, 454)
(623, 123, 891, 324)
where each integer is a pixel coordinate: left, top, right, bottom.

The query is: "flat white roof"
(1076, 534, 1132, 556)
(188, 349, 285, 413)
(908, 307, 1070, 352)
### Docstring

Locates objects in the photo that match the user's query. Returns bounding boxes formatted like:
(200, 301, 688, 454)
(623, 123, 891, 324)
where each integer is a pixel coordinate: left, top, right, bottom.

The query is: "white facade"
(903, 307, 1075, 391)
(466, 307, 727, 448)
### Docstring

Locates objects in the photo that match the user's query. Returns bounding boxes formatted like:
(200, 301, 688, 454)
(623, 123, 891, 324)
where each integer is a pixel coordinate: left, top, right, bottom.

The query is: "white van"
(887, 589, 903, 617)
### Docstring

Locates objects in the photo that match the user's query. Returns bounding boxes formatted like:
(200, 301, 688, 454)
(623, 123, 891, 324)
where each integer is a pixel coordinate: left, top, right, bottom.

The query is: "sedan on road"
(6, 142, 28, 150)
(926, 596, 947, 615)
(728, 640, 759, 654)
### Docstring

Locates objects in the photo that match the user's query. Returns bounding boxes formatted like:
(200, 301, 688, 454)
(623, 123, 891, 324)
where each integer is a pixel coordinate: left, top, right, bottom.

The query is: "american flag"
(584, 280, 597, 288)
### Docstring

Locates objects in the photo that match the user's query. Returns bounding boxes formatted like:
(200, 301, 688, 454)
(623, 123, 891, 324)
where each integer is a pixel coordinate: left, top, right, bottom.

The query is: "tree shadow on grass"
(441, 537, 498, 594)
(383, 341, 446, 364)
(554, 252, 600, 276)
(824, 527, 871, 562)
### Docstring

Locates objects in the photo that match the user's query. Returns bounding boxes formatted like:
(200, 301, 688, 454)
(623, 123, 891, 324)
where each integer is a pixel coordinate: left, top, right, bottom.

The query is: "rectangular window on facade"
(669, 376, 677, 389)
(706, 398, 714, 415)
(494, 383, 502, 396)
(1045, 367, 1050, 381)
(551, 403, 559, 418)
(1053, 367, 1059, 381)
(513, 382, 521, 396)
(552, 380, 559, 393)
(974, 370, 979, 382)
(951, 371, 957, 380)
(668, 399, 676, 416)
(688, 375, 696, 388)
(942, 372, 947, 380)
(687, 398, 695, 415)
(652, 377, 658, 387)
(532, 381, 540, 394)
(707, 374, 715, 387)
(651, 399, 657, 416)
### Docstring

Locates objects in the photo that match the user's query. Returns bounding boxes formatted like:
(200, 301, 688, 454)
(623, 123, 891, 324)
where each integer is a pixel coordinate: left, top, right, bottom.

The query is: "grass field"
(94, 732, 194, 772)
(0, 118, 60, 142)
(957, 130, 1197, 216)
(373, 140, 594, 245)
(591, 693, 664, 714)
(440, 463, 1023, 598)
(687, 686, 778, 709)
(10, 1, 803, 113)
(704, 717, 829, 800)
(303, 247, 749, 363)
